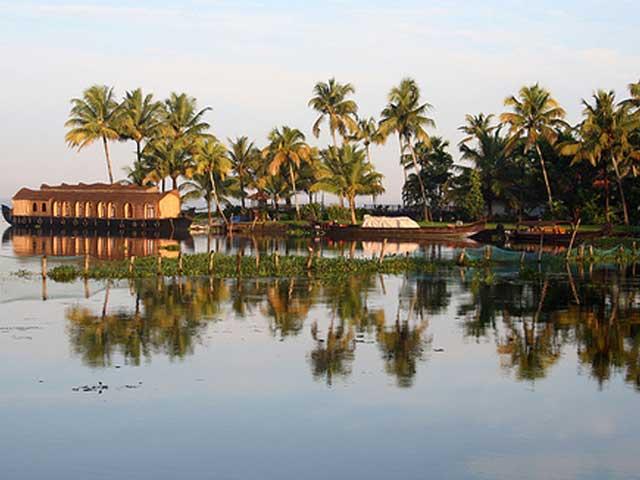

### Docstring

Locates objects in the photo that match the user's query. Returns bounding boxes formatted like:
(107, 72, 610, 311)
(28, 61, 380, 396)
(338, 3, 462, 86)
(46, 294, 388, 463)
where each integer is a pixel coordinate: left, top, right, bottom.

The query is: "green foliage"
(326, 205, 351, 223)
(462, 170, 485, 220)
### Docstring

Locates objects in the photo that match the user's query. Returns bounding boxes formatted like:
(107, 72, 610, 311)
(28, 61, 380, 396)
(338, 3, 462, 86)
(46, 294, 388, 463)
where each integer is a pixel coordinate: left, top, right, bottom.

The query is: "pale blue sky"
(1, 0, 638, 201)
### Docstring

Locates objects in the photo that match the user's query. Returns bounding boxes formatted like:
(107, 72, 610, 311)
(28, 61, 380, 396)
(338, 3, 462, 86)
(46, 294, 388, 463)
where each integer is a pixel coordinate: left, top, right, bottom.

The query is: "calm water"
(1, 220, 639, 480)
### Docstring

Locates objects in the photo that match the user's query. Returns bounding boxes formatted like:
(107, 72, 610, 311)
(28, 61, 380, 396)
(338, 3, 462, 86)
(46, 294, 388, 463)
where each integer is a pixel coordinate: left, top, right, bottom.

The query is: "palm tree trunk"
(611, 155, 630, 225)
(398, 134, 407, 184)
(207, 193, 212, 230)
(349, 196, 357, 224)
(534, 144, 554, 215)
(209, 171, 228, 226)
(240, 176, 246, 209)
(288, 162, 300, 219)
(408, 142, 431, 222)
(331, 129, 338, 149)
(102, 135, 114, 184)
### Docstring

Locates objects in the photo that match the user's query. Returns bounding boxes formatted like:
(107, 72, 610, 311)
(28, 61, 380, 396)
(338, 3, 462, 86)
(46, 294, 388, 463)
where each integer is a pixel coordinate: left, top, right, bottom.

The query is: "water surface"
(1, 221, 639, 480)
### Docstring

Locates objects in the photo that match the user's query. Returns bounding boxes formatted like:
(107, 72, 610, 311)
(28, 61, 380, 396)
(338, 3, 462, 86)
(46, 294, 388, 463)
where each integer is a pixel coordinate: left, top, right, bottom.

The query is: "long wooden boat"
(2, 183, 193, 237)
(506, 221, 608, 246)
(325, 220, 486, 241)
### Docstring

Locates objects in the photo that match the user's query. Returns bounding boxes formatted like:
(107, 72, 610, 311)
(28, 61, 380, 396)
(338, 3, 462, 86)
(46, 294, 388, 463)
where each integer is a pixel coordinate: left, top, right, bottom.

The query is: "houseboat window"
(85, 202, 92, 217)
(145, 204, 156, 219)
(75, 202, 83, 217)
(41, 202, 47, 213)
(108, 202, 116, 218)
(97, 202, 106, 218)
(53, 201, 61, 217)
(32, 202, 38, 213)
(124, 203, 133, 219)
(63, 202, 72, 217)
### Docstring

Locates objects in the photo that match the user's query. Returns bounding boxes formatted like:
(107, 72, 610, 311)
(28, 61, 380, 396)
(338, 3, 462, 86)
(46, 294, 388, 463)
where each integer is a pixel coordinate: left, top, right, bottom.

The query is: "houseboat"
(2, 183, 193, 236)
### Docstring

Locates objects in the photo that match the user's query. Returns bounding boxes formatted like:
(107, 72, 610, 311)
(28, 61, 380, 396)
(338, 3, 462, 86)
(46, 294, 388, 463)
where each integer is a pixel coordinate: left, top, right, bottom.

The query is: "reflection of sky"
(1, 271, 639, 479)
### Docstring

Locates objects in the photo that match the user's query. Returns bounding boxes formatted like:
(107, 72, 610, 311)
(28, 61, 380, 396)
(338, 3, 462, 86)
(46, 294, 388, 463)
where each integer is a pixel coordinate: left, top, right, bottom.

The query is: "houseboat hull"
(325, 221, 486, 241)
(3, 206, 192, 239)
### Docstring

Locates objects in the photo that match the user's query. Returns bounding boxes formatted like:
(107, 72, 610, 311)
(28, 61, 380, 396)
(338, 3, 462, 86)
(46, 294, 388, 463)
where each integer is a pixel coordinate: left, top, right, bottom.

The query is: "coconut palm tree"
(143, 138, 193, 191)
(379, 78, 435, 221)
(315, 145, 384, 224)
(65, 85, 121, 184)
(308, 78, 358, 147)
(458, 114, 509, 217)
(119, 88, 164, 163)
(161, 92, 212, 147)
(500, 84, 567, 214)
(350, 116, 384, 164)
(227, 136, 259, 209)
(192, 139, 232, 226)
(561, 91, 640, 225)
(262, 126, 313, 219)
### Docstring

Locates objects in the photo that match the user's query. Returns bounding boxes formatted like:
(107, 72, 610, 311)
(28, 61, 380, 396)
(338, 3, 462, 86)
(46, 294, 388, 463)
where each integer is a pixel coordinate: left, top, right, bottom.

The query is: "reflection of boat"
(361, 241, 420, 257)
(3, 183, 192, 236)
(326, 220, 486, 241)
(8, 228, 181, 260)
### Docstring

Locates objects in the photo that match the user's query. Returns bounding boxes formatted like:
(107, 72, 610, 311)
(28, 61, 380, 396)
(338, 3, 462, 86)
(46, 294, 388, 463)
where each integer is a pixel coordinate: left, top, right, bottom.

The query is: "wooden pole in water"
(457, 248, 466, 266)
(236, 251, 242, 276)
(306, 246, 314, 270)
(129, 255, 136, 276)
(178, 252, 183, 276)
(537, 233, 544, 263)
(41, 255, 47, 279)
(588, 244, 594, 259)
(633, 241, 638, 260)
(83, 253, 90, 277)
(378, 238, 388, 265)
(520, 250, 525, 266)
(578, 244, 585, 262)
(208, 251, 215, 274)
(484, 245, 492, 262)
(156, 255, 162, 276)
(565, 219, 581, 261)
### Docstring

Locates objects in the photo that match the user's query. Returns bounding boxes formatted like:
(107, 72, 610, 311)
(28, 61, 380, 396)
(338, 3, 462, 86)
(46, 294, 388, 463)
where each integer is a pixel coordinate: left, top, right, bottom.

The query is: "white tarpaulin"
(361, 215, 420, 229)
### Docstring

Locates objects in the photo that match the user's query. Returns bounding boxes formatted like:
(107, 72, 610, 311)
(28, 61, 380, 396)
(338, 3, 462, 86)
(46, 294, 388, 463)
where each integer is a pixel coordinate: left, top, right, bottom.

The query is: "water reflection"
(63, 266, 640, 391)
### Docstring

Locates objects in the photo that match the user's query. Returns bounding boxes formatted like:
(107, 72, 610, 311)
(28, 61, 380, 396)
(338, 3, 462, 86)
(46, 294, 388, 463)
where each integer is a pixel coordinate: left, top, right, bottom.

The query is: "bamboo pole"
(537, 233, 544, 263)
(378, 239, 388, 265)
(41, 255, 47, 279)
(129, 255, 136, 275)
(565, 219, 581, 261)
(457, 248, 466, 266)
(306, 246, 314, 270)
(208, 251, 215, 274)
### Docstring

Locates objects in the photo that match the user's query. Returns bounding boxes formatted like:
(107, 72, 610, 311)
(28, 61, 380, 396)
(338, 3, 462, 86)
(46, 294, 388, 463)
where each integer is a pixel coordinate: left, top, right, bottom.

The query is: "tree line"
(65, 78, 640, 225)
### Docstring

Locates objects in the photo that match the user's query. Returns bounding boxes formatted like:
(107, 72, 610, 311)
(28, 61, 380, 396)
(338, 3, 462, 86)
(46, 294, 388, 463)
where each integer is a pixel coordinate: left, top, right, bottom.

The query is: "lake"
(1, 220, 639, 480)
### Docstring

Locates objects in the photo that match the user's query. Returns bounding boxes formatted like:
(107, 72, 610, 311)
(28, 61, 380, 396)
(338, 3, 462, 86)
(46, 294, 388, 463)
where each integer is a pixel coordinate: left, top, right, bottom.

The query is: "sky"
(0, 0, 639, 203)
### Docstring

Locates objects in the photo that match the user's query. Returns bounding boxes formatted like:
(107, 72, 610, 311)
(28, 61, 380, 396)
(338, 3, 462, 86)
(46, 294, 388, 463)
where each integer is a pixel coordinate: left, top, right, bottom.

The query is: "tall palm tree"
(315, 145, 384, 224)
(227, 136, 259, 209)
(161, 92, 211, 143)
(65, 85, 121, 184)
(143, 138, 193, 191)
(262, 126, 313, 219)
(350, 116, 384, 164)
(308, 78, 358, 147)
(192, 139, 232, 226)
(119, 88, 164, 163)
(379, 78, 435, 221)
(500, 84, 567, 214)
(562, 91, 640, 225)
(458, 114, 509, 217)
